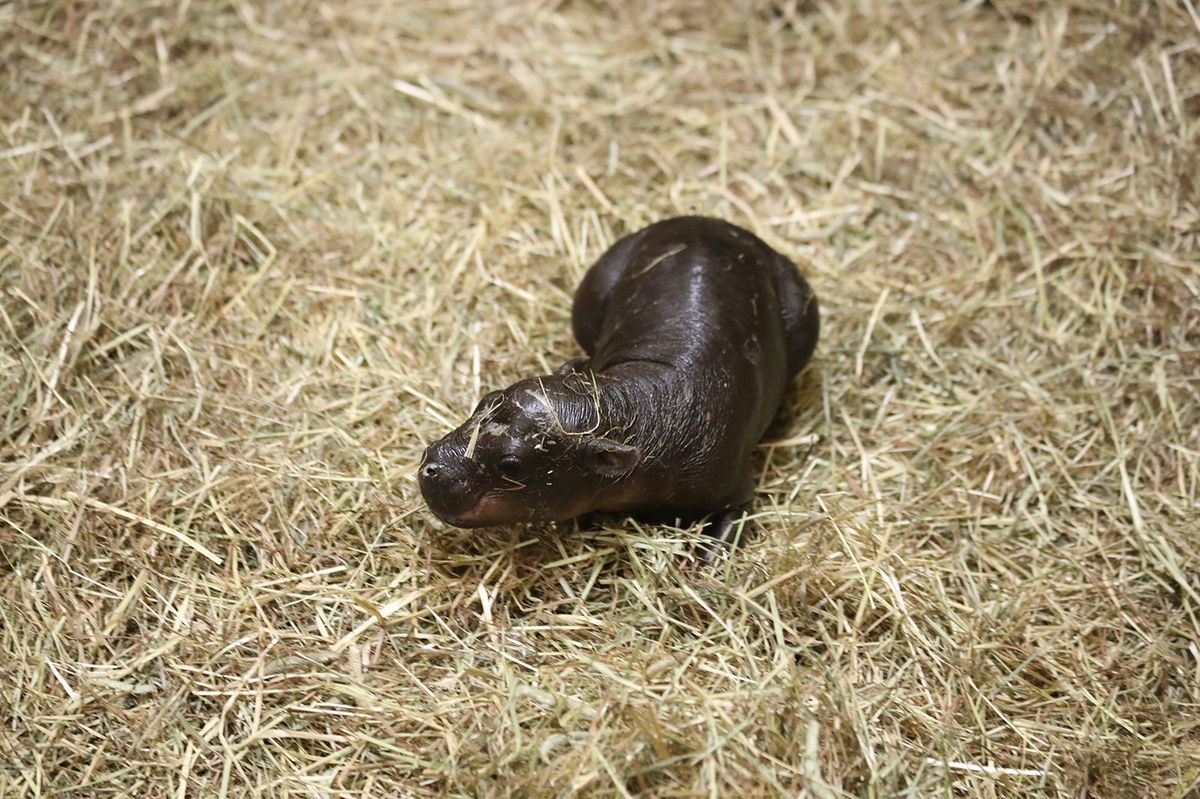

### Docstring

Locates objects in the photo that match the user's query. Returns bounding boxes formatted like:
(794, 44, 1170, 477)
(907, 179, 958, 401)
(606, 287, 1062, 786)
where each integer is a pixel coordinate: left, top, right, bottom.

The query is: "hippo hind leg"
(772, 255, 820, 378)
(571, 230, 643, 354)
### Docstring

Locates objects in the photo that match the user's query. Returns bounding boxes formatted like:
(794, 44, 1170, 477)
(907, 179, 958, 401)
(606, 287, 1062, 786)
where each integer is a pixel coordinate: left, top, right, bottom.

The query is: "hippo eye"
(496, 455, 525, 479)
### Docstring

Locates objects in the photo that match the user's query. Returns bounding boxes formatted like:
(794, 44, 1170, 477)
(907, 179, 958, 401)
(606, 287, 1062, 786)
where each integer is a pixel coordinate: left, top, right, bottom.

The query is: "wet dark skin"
(419, 216, 819, 543)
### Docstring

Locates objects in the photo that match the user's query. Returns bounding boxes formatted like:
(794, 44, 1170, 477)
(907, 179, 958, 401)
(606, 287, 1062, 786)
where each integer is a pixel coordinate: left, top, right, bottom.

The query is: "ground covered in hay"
(2, 0, 1198, 796)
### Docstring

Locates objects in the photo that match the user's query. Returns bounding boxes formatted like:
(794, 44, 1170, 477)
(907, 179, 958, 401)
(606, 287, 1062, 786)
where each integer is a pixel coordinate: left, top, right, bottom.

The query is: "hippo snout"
(418, 441, 486, 522)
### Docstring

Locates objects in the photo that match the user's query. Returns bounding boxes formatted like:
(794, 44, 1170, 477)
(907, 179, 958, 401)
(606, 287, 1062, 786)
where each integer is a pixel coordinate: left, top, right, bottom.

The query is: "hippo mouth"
(427, 493, 519, 528)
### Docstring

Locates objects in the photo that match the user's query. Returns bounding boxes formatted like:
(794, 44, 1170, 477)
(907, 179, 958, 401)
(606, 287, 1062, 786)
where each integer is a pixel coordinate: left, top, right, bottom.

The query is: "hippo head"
(418, 373, 641, 528)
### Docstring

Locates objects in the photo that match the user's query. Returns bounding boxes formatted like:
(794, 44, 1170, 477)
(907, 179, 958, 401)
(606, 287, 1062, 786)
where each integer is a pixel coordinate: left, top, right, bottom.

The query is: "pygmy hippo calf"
(418, 216, 819, 539)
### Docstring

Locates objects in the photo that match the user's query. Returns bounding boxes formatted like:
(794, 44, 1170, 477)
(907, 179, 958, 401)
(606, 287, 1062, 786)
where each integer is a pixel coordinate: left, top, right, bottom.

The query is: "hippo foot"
(687, 505, 753, 566)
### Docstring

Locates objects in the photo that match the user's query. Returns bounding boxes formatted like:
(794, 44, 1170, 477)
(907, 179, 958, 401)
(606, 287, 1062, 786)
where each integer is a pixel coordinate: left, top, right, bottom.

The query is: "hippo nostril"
(419, 455, 485, 521)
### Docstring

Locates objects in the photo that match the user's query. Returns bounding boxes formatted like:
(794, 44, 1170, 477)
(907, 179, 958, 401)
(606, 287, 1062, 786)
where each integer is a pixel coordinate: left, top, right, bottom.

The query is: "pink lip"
(433, 494, 511, 528)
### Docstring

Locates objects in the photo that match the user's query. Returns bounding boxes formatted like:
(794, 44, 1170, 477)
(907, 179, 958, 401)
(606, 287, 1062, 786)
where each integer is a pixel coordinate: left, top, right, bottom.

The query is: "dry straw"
(2, 0, 1198, 796)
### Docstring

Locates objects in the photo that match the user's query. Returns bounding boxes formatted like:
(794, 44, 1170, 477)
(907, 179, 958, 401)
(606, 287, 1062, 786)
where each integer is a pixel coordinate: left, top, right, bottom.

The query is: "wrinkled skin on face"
(418, 372, 640, 527)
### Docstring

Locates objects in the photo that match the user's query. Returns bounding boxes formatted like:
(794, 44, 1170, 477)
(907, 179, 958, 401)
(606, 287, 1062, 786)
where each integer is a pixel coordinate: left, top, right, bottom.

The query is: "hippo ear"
(584, 438, 640, 477)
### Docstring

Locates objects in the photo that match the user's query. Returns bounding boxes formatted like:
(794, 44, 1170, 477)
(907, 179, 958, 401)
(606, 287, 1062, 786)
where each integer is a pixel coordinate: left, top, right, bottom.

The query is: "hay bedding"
(1, 0, 1198, 795)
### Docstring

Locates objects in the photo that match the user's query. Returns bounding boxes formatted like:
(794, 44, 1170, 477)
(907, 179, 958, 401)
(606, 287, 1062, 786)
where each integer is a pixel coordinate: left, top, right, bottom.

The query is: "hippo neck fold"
(589, 361, 692, 472)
